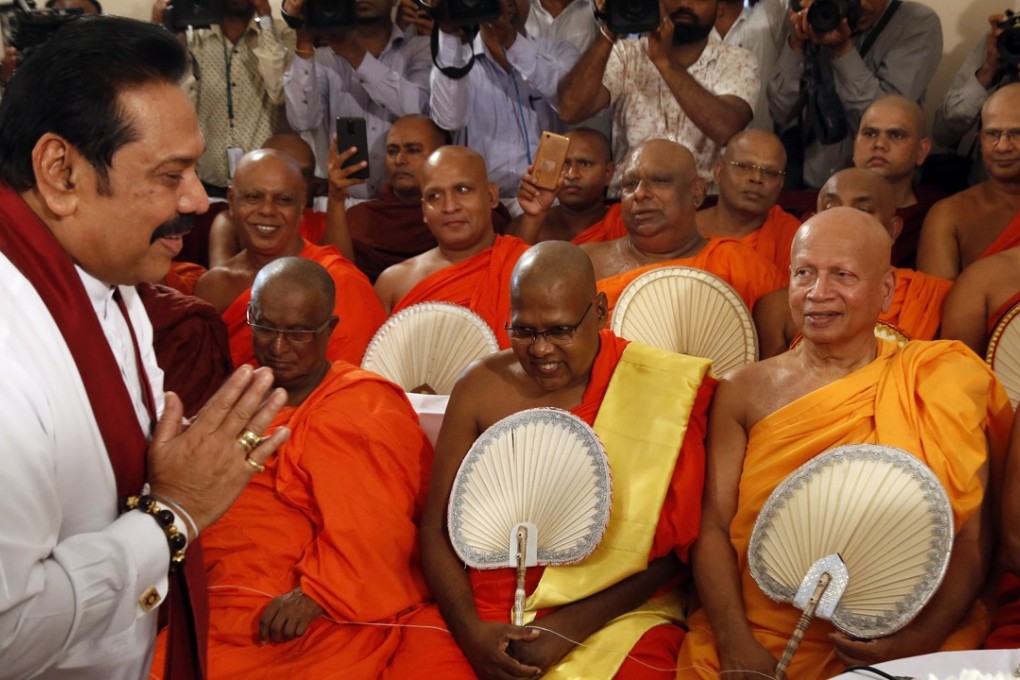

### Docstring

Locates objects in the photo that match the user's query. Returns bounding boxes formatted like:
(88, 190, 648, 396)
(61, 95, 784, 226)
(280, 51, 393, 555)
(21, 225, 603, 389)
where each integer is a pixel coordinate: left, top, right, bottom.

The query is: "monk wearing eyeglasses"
(579, 139, 784, 319)
(696, 129, 803, 273)
(194, 149, 386, 368)
(385, 240, 715, 679)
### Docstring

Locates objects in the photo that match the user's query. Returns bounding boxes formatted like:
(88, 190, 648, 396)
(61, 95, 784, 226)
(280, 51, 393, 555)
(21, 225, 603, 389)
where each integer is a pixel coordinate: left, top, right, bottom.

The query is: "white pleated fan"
(361, 302, 499, 395)
(448, 408, 612, 624)
(748, 443, 953, 640)
(611, 266, 757, 377)
(987, 300, 1020, 408)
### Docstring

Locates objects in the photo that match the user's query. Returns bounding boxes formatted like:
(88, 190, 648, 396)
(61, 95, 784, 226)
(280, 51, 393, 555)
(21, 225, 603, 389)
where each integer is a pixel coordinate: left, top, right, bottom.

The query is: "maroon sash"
(0, 184, 206, 680)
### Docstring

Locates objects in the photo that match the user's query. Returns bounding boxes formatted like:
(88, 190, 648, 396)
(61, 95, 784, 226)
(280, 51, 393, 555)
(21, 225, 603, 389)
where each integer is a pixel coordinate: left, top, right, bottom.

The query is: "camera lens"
(807, 0, 841, 34)
(998, 21, 1020, 65)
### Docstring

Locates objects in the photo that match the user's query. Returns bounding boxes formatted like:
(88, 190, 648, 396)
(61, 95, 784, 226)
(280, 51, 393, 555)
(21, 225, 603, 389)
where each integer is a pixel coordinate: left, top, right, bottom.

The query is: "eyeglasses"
(980, 128, 1020, 144)
(246, 307, 335, 345)
(726, 160, 785, 180)
(506, 301, 594, 346)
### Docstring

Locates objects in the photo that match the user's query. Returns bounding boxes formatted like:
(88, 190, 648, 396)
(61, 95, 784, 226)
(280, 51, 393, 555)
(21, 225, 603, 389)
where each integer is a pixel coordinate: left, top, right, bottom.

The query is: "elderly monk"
(852, 95, 939, 269)
(580, 139, 784, 316)
(939, 245, 1020, 357)
(386, 241, 715, 679)
(375, 146, 531, 347)
(697, 130, 802, 272)
(195, 149, 385, 369)
(918, 83, 1020, 279)
(151, 257, 433, 679)
(678, 207, 1012, 679)
(512, 128, 624, 245)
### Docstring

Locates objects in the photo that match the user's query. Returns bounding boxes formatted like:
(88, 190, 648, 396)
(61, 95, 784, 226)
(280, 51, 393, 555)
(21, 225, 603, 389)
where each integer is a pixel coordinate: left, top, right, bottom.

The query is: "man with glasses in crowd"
(194, 149, 385, 368)
(387, 240, 716, 679)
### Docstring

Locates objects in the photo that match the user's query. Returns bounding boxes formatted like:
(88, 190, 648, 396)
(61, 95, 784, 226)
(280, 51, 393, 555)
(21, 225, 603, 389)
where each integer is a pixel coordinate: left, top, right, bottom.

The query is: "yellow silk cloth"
(524, 342, 711, 679)
(678, 340, 1013, 680)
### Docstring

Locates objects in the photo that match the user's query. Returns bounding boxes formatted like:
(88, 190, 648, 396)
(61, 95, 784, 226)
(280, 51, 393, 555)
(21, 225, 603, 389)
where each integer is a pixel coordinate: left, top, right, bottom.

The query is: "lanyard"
(220, 35, 236, 143)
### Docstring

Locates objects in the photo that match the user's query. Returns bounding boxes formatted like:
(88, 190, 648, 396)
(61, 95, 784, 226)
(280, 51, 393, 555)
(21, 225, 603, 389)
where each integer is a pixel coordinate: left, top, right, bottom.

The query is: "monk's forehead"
(726, 131, 785, 165)
(422, 149, 487, 186)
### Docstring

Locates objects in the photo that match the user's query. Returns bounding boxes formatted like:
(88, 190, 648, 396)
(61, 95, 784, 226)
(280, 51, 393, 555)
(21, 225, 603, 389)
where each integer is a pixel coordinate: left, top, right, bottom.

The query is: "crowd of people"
(3, 0, 1020, 678)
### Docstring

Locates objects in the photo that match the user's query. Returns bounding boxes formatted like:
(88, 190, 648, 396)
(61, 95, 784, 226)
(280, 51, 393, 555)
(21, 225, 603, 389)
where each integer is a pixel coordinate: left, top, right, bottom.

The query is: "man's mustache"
(150, 213, 195, 243)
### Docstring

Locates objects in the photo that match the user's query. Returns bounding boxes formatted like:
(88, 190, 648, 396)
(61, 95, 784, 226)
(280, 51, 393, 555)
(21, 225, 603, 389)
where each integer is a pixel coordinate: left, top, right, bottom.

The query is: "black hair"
(0, 16, 188, 192)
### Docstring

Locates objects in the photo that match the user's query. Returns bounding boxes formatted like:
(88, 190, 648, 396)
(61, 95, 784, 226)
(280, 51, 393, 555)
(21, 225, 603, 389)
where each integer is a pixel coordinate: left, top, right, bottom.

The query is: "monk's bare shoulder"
(194, 254, 256, 312)
(720, 352, 806, 431)
(374, 248, 442, 310)
(454, 351, 554, 430)
(579, 238, 628, 279)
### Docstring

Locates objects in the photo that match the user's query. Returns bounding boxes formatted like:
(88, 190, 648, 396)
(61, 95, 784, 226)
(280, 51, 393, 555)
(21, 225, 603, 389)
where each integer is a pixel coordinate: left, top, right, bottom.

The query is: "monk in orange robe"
(680, 208, 1012, 680)
(697, 130, 802, 272)
(150, 258, 432, 680)
(572, 202, 627, 244)
(194, 149, 385, 368)
(164, 261, 206, 297)
(387, 242, 714, 679)
(375, 146, 531, 348)
(979, 208, 1020, 259)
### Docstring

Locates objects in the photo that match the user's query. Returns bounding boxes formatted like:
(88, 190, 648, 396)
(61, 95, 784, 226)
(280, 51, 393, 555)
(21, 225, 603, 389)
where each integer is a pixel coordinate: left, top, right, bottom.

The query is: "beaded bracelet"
(123, 494, 187, 572)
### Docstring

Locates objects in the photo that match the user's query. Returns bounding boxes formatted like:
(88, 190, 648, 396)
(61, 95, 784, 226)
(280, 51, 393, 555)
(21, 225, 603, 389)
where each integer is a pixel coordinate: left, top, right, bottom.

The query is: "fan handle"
(775, 572, 832, 679)
(512, 525, 531, 626)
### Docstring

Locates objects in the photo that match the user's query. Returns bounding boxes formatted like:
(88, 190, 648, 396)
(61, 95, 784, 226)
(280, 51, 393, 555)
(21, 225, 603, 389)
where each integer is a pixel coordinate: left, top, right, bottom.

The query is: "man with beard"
(557, 0, 757, 188)
(696, 129, 801, 272)
(280, 0, 430, 198)
(0, 16, 290, 678)
(918, 84, 1020, 280)
(429, 0, 579, 199)
(151, 0, 294, 197)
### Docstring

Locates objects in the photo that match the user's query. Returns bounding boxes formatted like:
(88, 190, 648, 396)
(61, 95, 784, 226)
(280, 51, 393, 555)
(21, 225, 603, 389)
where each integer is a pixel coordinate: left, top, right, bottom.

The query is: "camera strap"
(430, 22, 480, 79)
(858, 0, 900, 57)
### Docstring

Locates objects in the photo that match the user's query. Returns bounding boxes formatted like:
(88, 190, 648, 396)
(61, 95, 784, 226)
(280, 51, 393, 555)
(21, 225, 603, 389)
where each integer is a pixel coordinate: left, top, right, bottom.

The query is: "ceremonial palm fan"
(448, 408, 612, 625)
(748, 444, 953, 677)
(987, 300, 1020, 408)
(361, 302, 499, 395)
(610, 266, 757, 377)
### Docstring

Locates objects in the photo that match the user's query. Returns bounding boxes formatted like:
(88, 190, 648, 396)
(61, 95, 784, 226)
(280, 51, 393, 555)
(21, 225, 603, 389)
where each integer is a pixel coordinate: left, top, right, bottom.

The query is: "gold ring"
(236, 429, 261, 455)
(244, 456, 266, 473)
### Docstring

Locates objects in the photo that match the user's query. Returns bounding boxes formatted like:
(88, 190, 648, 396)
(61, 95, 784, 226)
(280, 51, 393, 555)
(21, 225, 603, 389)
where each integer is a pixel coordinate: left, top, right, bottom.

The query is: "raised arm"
(556, 31, 613, 124)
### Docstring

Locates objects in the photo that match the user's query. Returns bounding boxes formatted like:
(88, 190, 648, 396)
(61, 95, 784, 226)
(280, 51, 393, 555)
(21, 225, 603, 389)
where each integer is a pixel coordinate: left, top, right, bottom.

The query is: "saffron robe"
(165, 261, 207, 297)
(597, 238, 785, 316)
(572, 203, 627, 245)
(737, 205, 802, 273)
(390, 235, 531, 349)
(222, 241, 385, 368)
(678, 340, 1013, 680)
(385, 331, 716, 679)
(980, 207, 1020, 260)
(150, 362, 433, 679)
(988, 289, 1020, 335)
(881, 267, 953, 340)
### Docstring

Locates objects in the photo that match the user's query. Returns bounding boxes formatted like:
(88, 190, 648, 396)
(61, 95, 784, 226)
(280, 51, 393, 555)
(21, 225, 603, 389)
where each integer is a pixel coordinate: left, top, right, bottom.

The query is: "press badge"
(227, 145, 244, 178)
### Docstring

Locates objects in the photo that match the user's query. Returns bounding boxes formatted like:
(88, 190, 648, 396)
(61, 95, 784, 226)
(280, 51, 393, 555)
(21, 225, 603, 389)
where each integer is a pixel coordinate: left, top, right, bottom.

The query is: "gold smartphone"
(532, 131, 571, 190)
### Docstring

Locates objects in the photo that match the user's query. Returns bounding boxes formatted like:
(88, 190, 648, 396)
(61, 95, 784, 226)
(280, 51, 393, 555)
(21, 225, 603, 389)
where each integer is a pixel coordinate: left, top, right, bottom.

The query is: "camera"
(304, 0, 356, 31)
(790, 0, 860, 35)
(415, 0, 500, 27)
(997, 9, 1020, 66)
(0, 0, 80, 60)
(163, 0, 223, 30)
(605, 0, 658, 35)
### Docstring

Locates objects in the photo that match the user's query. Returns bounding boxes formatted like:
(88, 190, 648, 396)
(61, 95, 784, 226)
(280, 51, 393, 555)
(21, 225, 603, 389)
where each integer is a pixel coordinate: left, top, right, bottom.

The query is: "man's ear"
(692, 176, 707, 209)
(593, 291, 609, 330)
(31, 133, 81, 217)
(888, 214, 904, 242)
(488, 182, 499, 208)
(916, 137, 933, 168)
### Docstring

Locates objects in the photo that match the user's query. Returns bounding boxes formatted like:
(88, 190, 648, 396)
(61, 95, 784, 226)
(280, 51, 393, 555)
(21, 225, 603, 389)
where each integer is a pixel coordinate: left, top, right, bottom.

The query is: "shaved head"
(234, 148, 305, 187)
(794, 207, 893, 270)
(512, 241, 597, 303)
(723, 129, 787, 168)
(865, 95, 925, 135)
(982, 82, 1020, 121)
(619, 139, 704, 247)
(422, 145, 488, 187)
(817, 167, 900, 238)
(420, 145, 498, 251)
(566, 127, 612, 164)
(980, 83, 1020, 182)
(262, 134, 315, 173)
(623, 138, 698, 180)
(252, 256, 336, 319)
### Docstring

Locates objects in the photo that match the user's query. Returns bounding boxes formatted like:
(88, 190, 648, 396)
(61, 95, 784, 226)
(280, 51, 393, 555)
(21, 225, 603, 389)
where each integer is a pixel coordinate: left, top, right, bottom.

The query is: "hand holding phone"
(531, 131, 570, 190)
(335, 116, 369, 181)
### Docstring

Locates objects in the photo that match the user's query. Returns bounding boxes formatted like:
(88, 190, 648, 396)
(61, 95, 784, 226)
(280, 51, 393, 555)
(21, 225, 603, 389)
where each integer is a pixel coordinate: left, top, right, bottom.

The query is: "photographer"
(0, 0, 100, 95)
(767, 0, 942, 189)
(281, 0, 430, 199)
(429, 0, 578, 201)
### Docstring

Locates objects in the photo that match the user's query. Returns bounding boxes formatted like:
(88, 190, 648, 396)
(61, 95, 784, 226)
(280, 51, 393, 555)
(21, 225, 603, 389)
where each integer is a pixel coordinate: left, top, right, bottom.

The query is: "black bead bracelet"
(122, 494, 187, 572)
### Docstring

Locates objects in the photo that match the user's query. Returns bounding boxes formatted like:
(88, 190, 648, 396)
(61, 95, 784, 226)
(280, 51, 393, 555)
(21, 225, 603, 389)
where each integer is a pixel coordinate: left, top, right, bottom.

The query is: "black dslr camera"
(0, 0, 81, 62)
(303, 0, 356, 31)
(997, 9, 1020, 66)
(790, 0, 861, 35)
(415, 0, 500, 27)
(163, 0, 223, 30)
(604, 0, 658, 35)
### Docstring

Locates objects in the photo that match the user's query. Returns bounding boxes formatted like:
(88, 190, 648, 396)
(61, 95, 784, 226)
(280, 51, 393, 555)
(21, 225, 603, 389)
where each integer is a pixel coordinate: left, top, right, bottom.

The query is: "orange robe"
(164, 261, 207, 297)
(300, 208, 327, 245)
(222, 241, 386, 368)
(678, 340, 1013, 680)
(385, 330, 716, 679)
(598, 238, 786, 316)
(391, 234, 531, 349)
(980, 207, 1020, 259)
(737, 205, 802, 273)
(149, 362, 433, 680)
(881, 267, 953, 340)
(572, 203, 627, 245)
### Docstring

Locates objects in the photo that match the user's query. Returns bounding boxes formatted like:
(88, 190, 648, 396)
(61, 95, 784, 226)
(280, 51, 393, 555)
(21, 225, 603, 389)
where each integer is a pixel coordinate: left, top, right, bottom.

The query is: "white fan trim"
(986, 299, 1020, 409)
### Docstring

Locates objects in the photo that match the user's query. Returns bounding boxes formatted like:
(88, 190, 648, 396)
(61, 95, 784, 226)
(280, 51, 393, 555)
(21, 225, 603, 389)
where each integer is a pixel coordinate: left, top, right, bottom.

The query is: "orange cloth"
(572, 203, 627, 245)
(678, 340, 1013, 680)
(881, 267, 953, 340)
(300, 208, 327, 245)
(597, 238, 785, 316)
(989, 289, 1020, 334)
(164, 261, 207, 297)
(390, 234, 531, 349)
(150, 362, 433, 680)
(980, 207, 1020, 260)
(222, 240, 386, 369)
(386, 330, 716, 679)
(737, 205, 802, 273)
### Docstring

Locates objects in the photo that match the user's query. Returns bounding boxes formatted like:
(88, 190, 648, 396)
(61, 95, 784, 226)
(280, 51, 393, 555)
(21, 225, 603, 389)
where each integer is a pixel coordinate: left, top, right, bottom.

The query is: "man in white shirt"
(0, 16, 288, 679)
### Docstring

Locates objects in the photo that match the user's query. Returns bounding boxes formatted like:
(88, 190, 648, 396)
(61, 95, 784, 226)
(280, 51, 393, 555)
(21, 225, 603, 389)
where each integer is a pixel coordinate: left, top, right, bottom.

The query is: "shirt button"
(138, 587, 161, 613)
